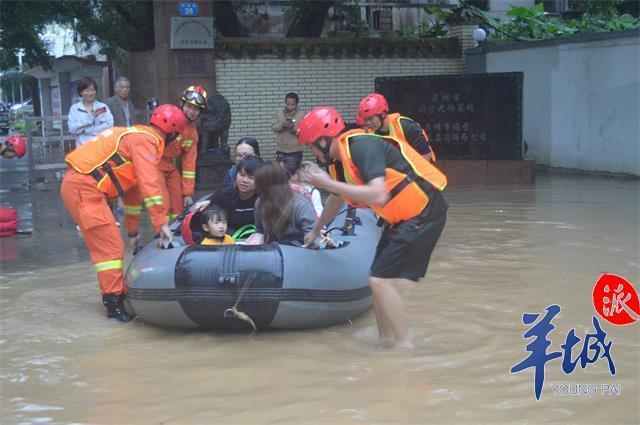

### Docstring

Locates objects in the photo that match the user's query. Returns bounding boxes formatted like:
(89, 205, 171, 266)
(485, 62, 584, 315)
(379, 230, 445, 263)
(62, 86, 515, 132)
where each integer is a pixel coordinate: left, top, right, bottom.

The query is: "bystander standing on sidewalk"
(105, 76, 136, 127)
(68, 76, 113, 149)
(271, 92, 305, 175)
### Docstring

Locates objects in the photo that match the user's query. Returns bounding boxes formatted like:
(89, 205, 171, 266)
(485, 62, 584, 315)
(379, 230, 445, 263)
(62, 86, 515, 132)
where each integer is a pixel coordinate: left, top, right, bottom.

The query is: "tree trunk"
(213, 1, 248, 37)
(286, 1, 333, 37)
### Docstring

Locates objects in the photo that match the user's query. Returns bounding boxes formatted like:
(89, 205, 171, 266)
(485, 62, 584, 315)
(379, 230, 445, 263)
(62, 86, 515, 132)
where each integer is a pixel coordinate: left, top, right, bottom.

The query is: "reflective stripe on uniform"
(168, 213, 178, 221)
(94, 259, 123, 273)
(181, 139, 194, 149)
(182, 170, 196, 179)
(123, 205, 142, 215)
(143, 195, 163, 207)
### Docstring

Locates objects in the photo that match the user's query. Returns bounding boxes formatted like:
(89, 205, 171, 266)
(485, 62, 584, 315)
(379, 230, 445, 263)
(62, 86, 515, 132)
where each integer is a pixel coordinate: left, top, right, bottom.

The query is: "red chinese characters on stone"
(592, 274, 640, 326)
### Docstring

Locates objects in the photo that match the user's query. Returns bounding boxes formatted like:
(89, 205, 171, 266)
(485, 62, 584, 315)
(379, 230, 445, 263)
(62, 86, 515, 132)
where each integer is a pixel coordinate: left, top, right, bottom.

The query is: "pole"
(17, 50, 24, 109)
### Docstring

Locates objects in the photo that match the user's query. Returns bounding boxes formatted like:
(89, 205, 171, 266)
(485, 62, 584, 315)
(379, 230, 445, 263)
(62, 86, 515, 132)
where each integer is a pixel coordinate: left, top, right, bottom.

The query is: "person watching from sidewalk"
(358, 93, 436, 161)
(297, 107, 448, 349)
(105, 76, 136, 127)
(60, 104, 186, 322)
(272, 92, 305, 175)
(68, 76, 114, 148)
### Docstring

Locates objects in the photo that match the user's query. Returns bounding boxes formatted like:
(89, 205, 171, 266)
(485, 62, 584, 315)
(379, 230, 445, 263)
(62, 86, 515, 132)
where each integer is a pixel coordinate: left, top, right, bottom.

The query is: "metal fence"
(24, 115, 75, 186)
(23, 111, 151, 186)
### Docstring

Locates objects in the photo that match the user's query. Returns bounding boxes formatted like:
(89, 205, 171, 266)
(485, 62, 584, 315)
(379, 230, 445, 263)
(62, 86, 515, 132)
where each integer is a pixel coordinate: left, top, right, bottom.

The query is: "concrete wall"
(216, 55, 463, 159)
(467, 30, 640, 176)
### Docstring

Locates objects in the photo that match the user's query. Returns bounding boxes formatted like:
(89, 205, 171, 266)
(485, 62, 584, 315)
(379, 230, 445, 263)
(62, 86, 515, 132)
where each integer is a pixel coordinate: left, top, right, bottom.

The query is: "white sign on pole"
(170, 17, 214, 50)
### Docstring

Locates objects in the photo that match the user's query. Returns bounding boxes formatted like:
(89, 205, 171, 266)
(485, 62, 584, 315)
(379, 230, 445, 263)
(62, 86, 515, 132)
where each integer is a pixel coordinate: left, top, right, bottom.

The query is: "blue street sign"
(179, 2, 199, 17)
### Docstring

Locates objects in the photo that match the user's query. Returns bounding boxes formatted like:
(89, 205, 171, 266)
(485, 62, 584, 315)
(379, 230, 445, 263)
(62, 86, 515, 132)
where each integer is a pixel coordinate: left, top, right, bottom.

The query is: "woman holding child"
(194, 155, 264, 235)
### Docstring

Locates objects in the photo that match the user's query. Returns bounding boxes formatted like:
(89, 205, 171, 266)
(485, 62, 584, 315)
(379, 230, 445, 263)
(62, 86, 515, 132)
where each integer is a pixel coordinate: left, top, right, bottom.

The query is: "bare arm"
(311, 194, 343, 233)
(320, 177, 388, 207)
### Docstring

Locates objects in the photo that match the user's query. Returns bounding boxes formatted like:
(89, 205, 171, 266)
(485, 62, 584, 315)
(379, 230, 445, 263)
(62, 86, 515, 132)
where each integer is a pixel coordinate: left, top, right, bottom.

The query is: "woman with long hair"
(249, 161, 316, 245)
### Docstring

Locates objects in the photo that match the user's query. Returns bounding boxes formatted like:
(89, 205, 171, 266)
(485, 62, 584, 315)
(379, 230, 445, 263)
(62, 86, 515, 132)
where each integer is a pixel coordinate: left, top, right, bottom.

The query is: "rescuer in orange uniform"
(358, 93, 436, 161)
(158, 85, 207, 220)
(297, 107, 448, 349)
(1, 135, 27, 159)
(60, 104, 187, 322)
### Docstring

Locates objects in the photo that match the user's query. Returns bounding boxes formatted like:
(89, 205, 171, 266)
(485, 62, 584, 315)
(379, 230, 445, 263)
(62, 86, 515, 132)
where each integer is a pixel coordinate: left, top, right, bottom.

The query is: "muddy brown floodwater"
(1, 174, 638, 424)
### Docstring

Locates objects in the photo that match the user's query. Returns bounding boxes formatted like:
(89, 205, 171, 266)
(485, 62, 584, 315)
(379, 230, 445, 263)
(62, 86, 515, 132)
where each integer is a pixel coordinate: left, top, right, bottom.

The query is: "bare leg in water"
(369, 276, 413, 349)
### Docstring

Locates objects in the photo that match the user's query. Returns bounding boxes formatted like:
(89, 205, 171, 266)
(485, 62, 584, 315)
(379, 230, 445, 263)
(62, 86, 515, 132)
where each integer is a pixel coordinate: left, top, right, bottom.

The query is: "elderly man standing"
(105, 76, 136, 127)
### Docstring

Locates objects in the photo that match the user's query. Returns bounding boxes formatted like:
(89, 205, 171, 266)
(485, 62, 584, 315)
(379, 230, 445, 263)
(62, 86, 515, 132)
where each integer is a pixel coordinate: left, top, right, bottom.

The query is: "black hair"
(237, 155, 264, 177)
(285, 92, 299, 104)
(77, 76, 98, 96)
(202, 205, 227, 223)
(235, 137, 260, 158)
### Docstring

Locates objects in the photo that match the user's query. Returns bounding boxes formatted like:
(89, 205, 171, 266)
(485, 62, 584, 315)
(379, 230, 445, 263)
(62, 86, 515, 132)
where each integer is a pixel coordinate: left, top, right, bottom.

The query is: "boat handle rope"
(224, 269, 258, 333)
(224, 204, 293, 333)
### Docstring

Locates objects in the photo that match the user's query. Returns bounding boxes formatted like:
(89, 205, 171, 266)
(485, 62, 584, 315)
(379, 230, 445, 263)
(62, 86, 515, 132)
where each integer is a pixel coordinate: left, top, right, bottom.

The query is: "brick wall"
(215, 42, 464, 160)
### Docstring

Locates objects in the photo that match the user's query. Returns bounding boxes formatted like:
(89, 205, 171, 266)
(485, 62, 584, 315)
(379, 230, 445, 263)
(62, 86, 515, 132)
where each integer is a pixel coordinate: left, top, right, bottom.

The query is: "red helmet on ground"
(5, 135, 27, 158)
(181, 85, 208, 109)
(150, 104, 187, 134)
(297, 107, 345, 145)
(358, 93, 389, 119)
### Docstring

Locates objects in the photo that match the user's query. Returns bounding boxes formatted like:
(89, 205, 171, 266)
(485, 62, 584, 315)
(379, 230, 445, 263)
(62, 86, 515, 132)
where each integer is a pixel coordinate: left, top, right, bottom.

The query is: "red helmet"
(181, 85, 208, 109)
(297, 107, 345, 145)
(150, 104, 187, 134)
(5, 135, 26, 158)
(355, 113, 365, 128)
(358, 93, 389, 119)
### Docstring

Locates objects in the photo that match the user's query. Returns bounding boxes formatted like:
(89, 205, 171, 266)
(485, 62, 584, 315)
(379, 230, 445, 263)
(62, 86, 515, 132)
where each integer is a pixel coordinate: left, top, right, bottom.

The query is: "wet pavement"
(1, 173, 638, 424)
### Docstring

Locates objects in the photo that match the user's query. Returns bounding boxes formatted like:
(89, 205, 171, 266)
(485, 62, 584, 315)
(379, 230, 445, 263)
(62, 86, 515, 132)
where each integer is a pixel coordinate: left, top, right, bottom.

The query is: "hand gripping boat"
(124, 207, 380, 330)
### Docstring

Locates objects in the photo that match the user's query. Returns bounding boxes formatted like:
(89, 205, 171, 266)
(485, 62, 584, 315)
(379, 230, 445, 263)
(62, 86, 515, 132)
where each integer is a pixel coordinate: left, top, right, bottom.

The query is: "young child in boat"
(289, 161, 323, 218)
(200, 206, 235, 245)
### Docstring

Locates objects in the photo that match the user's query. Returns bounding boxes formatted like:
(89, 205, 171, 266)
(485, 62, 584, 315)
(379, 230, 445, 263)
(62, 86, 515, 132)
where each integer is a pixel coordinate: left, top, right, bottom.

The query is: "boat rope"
(225, 193, 296, 333)
(224, 269, 258, 333)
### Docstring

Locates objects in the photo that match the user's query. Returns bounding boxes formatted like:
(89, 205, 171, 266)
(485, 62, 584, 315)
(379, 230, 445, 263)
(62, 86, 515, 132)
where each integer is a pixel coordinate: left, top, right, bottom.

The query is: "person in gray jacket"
(104, 76, 136, 127)
(248, 161, 316, 246)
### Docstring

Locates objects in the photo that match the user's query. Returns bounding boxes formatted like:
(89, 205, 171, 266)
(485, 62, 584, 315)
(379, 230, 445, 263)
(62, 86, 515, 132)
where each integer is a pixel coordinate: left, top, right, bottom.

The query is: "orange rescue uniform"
(157, 120, 199, 220)
(329, 129, 447, 225)
(61, 126, 168, 296)
(386, 113, 437, 161)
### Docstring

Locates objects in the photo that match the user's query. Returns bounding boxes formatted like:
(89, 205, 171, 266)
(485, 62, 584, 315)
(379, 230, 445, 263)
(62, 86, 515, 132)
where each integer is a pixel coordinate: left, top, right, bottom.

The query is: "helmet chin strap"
(313, 138, 333, 165)
(165, 133, 179, 144)
(180, 101, 196, 122)
(375, 112, 387, 132)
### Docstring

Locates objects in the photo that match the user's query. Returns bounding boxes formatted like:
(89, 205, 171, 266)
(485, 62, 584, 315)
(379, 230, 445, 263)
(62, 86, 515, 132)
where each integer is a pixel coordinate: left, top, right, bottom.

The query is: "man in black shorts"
(297, 107, 448, 349)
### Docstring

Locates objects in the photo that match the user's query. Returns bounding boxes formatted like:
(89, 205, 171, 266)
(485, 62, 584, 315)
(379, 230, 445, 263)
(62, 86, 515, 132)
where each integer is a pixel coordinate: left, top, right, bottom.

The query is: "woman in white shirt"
(67, 76, 114, 148)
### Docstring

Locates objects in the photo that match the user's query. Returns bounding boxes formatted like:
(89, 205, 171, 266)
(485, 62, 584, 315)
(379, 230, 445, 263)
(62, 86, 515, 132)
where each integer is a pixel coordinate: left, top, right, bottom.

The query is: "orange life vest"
(329, 129, 447, 225)
(65, 126, 163, 198)
(387, 113, 437, 161)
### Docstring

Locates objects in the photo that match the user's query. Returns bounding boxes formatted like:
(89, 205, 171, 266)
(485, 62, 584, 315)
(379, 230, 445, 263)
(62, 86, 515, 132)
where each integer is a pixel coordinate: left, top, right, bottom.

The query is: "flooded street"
(1, 174, 638, 424)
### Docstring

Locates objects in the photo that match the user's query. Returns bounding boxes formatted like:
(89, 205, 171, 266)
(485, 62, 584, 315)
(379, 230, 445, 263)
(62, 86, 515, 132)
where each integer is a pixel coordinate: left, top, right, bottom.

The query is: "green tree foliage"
(470, 2, 638, 41)
(0, 0, 153, 71)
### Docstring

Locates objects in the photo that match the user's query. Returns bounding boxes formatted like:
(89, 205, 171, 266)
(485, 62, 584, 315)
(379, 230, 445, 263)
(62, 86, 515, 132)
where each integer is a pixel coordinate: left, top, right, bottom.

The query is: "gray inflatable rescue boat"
(124, 207, 380, 330)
